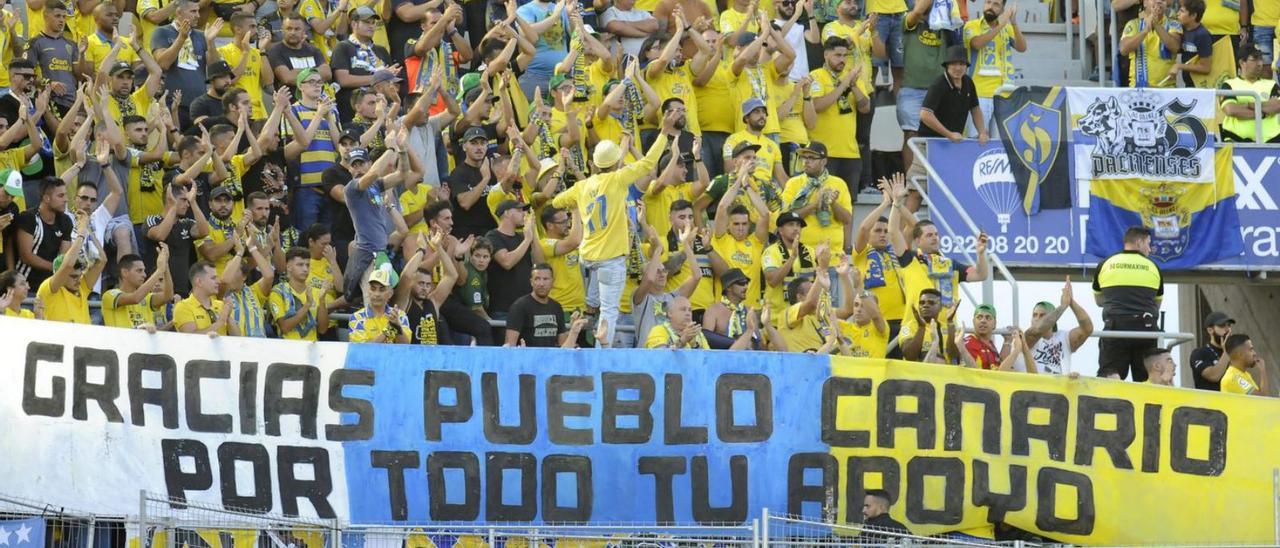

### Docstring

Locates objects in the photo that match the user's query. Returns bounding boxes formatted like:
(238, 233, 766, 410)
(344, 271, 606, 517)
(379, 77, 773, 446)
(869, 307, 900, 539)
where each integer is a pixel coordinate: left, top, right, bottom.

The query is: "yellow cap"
(593, 140, 623, 169)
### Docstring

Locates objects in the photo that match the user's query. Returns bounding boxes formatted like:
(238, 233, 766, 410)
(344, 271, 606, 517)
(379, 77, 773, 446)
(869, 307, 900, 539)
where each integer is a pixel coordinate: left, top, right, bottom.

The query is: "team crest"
(1141, 183, 1192, 261)
(1078, 90, 1209, 179)
(1000, 100, 1062, 213)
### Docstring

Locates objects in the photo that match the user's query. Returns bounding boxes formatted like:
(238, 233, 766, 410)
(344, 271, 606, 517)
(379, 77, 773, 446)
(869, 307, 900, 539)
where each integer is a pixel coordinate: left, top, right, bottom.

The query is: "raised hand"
(204, 19, 224, 43)
(1060, 276, 1073, 307)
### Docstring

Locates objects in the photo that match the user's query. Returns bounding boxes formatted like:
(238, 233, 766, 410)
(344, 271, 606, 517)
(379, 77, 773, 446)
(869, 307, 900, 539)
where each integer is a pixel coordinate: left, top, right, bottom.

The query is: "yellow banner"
(827, 357, 1275, 545)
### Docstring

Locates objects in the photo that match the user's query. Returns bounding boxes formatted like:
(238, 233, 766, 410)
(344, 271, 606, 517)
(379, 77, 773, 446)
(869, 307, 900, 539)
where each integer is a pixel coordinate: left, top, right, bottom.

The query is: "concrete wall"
(1183, 284, 1280, 394)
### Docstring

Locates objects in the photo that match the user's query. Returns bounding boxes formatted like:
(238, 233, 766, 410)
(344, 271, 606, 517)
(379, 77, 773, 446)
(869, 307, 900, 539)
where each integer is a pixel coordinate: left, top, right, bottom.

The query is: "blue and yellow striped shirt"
(288, 103, 338, 187)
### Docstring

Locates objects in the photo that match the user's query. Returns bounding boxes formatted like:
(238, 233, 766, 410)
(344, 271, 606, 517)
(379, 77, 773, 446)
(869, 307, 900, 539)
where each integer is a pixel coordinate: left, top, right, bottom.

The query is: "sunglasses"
(77, 194, 98, 202)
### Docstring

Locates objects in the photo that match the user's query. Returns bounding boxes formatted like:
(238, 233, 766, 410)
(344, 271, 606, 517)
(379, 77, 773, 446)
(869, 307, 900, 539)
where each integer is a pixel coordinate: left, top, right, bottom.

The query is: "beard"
(984, 9, 998, 21)
(748, 118, 766, 132)
(674, 116, 687, 130)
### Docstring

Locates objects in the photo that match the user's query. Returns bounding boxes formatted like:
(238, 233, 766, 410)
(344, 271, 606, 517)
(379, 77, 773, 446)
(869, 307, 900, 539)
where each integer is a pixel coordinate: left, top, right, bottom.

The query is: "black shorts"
(1097, 315, 1159, 381)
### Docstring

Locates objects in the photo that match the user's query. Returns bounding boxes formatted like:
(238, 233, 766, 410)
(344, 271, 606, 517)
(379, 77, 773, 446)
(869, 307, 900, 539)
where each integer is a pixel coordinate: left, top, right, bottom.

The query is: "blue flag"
(0, 518, 45, 548)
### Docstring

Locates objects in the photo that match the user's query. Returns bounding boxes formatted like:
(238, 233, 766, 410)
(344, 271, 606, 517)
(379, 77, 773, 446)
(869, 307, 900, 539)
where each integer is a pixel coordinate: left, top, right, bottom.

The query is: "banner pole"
(138, 490, 147, 548)
(1273, 468, 1279, 545)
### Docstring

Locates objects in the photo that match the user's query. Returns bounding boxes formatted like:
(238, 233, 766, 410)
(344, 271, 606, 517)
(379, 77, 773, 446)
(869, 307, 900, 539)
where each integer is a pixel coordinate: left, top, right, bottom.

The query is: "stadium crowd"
(0, 0, 1271, 394)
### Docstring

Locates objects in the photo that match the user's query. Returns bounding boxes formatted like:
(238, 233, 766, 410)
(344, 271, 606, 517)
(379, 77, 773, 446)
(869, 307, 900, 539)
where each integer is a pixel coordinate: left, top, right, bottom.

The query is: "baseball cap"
(350, 5, 380, 20)
(731, 141, 762, 157)
(741, 97, 767, 118)
(798, 142, 828, 158)
(735, 31, 758, 47)
(456, 72, 482, 102)
(368, 268, 394, 287)
(495, 200, 530, 217)
(1205, 311, 1235, 326)
(295, 67, 321, 87)
(776, 211, 807, 228)
(109, 61, 134, 76)
(1, 169, 21, 197)
(720, 268, 749, 291)
(206, 61, 232, 82)
(209, 185, 234, 200)
(371, 70, 401, 85)
(593, 139, 623, 169)
(549, 73, 571, 91)
(461, 126, 488, 143)
(974, 304, 997, 319)
(346, 147, 370, 163)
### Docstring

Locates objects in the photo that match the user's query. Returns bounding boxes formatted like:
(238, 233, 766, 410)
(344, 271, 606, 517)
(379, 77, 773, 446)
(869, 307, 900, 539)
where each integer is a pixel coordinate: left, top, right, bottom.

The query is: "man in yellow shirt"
(270, 247, 332, 341)
(644, 295, 711, 348)
(838, 280, 889, 358)
(303, 224, 347, 325)
(175, 261, 239, 336)
(781, 142, 853, 252)
(853, 176, 910, 354)
(0, 271, 37, 318)
(962, 0, 1025, 132)
(348, 268, 411, 344)
(551, 110, 677, 346)
(899, 220, 988, 339)
(102, 245, 173, 330)
(1221, 334, 1270, 396)
(725, 97, 788, 187)
(221, 13, 275, 120)
(1119, 0, 1183, 88)
(36, 212, 104, 325)
(775, 246, 834, 353)
(711, 172, 771, 308)
(809, 37, 871, 190)
(761, 211, 817, 318)
(532, 206, 586, 317)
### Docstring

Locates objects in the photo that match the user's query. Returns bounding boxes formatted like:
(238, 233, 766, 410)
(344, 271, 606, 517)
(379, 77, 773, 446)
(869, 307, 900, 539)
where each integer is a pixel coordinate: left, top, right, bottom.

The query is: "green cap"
(295, 67, 319, 88)
(370, 251, 399, 289)
(1035, 301, 1056, 311)
(456, 72, 481, 102)
(974, 304, 997, 319)
(548, 73, 569, 92)
(0, 169, 21, 197)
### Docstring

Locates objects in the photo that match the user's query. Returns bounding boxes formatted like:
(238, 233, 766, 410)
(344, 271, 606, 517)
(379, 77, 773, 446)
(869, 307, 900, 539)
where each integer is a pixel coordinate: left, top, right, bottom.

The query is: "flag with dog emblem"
(1068, 87, 1243, 268)
(0, 518, 45, 548)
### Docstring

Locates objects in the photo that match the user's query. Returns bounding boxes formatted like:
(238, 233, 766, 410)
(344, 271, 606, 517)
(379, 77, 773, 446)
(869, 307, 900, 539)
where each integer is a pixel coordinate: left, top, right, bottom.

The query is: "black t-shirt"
(146, 213, 197, 295)
(321, 164, 357, 244)
(862, 514, 911, 543)
(506, 294, 565, 347)
(447, 162, 495, 238)
(407, 297, 452, 345)
(1180, 25, 1214, 87)
(190, 93, 225, 127)
(485, 228, 532, 314)
(266, 42, 328, 92)
(14, 209, 72, 289)
(164, 169, 213, 217)
(919, 74, 979, 138)
(329, 39, 392, 124)
(389, 0, 431, 63)
(1190, 344, 1224, 391)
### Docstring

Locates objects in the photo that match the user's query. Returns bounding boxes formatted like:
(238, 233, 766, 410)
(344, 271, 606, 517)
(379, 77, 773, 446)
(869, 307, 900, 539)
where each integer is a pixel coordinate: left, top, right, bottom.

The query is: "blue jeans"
(701, 131, 730, 179)
(1257, 26, 1276, 65)
(583, 255, 627, 348)
(292, 186, 330, 232)
(874, 12, 906, 67)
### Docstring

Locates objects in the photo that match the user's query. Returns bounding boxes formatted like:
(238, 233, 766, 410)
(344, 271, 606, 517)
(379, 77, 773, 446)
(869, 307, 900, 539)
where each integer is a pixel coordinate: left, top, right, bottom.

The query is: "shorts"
(1097, 315, 1159, 381)
(896, 86, 927, 131)
(874, 12, 906, 68)
(1256, 26, 1276, 64)
(105, 214, 138, 251)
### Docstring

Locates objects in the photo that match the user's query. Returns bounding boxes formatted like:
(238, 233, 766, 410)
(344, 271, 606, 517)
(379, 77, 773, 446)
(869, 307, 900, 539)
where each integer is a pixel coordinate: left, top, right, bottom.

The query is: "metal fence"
(762, 510, 1011, 547)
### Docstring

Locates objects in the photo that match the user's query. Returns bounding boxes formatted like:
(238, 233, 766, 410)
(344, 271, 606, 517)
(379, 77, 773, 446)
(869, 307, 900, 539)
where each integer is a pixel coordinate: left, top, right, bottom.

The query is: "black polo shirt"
(919, 74, 979, 138)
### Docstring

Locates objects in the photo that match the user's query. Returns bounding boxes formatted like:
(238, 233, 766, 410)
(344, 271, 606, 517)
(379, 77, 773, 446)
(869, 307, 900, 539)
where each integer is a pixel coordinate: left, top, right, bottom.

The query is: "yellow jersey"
(712, 232, 765, 307)
(962, 19, 1017, 98)
(540, 238, 586, 311)
(643, 182, 695, 242)
(1121, 17, 1182, 88)
(400, 183, 432, 234)
(644, 65, 701, 134)
(218, 42, 268, 119)
(128, 150, 172, 224)
(808, 67, 862, 159)
(102, 289, 157, 329)
(719, 7, 760, 34)
(298, 0, 336, 59)
(644, 322, 710, 348)
(777, 301, 830, 353)
(732, 62, 782, 134)
(838, 318, 888, 358)
(760, 240, 816, 317)
(348, 305, 410, 343)
(108, 87, 154, 127)
(174, 295, 227, 335)
(854, 243, 907, 321)
(268, 282, 324, 341)
(772, 78, 809, 146)
(36, 278, 91, 324)
(86, 32, 139, 73)
(822, 20, 875, 94)
(3, 307, 34, 318)
(1221, 366, 1260, 395)
(694, 55, 737, 133)
(724, 130, 783, 183)
(551, 133, 669, 262)
(781, 172, 852, 251)
(1202, 0, 1240, 35)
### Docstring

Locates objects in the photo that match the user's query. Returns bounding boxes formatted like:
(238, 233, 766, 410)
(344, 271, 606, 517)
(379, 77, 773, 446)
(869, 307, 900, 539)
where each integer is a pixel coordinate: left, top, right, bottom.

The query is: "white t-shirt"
(774, 18, 810, 81)
(1014, 330, 1072, 374)
(601, 7, 657, 58)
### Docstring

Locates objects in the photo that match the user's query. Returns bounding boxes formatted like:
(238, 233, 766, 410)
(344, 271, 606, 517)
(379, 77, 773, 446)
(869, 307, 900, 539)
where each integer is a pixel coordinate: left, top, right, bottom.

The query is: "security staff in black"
(1092, 226, 1163, 381)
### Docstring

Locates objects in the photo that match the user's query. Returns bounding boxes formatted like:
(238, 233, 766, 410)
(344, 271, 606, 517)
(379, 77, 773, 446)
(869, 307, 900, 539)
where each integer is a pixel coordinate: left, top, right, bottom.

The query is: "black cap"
(798, 141, 828, 158)
(461, 126, 488, 143)
(495, 199, 530, 217)
(776, 211, 807, 228)
(720, 268, 749, 291)
(345, 147, 369, 163)
(942, 45, 969, 67)
(1204, 311, 1235, 326)
(206, 61, 232, 82)
(731, 141, 761, 157)
(209, 185, 234, 200)
(109, 61, 134, 76)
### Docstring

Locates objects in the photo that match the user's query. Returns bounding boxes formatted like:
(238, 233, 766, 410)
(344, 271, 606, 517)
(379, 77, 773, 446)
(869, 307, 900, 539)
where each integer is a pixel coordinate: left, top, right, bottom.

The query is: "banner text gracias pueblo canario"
(0, 317, 1274, 544)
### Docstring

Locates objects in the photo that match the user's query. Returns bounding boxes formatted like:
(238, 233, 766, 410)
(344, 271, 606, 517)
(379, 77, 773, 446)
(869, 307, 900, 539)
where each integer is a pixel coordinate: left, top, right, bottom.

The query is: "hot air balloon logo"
(971, 148, 1019, 234)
